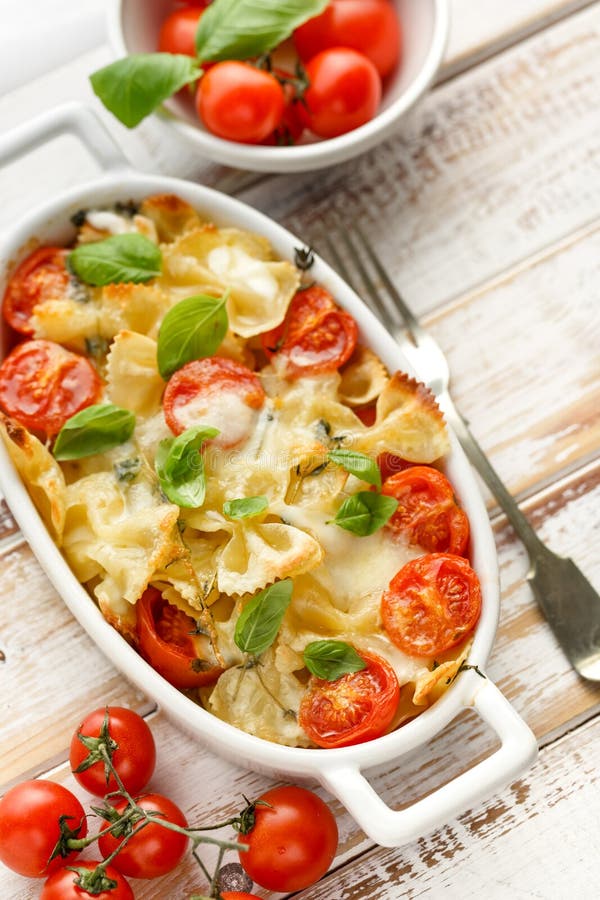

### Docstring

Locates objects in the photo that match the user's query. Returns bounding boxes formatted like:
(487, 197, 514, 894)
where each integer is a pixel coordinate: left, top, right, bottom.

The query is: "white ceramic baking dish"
(0, 104, 537, 848)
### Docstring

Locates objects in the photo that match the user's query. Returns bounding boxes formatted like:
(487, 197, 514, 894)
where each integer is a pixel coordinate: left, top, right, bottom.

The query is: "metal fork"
(315, 218, 600, 681)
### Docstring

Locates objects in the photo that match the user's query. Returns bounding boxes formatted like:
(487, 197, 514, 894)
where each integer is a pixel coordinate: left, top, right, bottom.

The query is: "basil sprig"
(157, 293, 229, 379)
(333, 491, 398, 537)
(195, 0, 329, 62)
(155, 426, 219, 508)
(303, 640, 367, 681)
(69, 234, 162, 286)
(90, 54, 202, 128)
(53, 405, 136, 461)
(328, 448, 381, 489)
(223, 496, 269, 520)
(234, 579, 293, 656)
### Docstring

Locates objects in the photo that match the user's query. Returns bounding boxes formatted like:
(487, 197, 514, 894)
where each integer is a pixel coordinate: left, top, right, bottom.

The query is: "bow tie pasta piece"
(160, 226, 300, 338)
(152, 530, 228, 612)
(0, 414, 66, 542)
(139, 194, 205, 243)
(99, 283, 169, 341)
(411, 640, 472, 707)
(106, 331, 165, 418)
(338, 345, 389, 408)
(30, 294, 102, 354)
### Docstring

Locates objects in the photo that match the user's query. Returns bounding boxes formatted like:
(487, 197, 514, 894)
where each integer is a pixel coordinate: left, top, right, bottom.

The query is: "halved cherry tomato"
(0, 339, 103, 436)
(355, 404, 376, 427)
(299, 649, 400, 748)
(41, 862, 133, 900)
(382, 466, 470, 555)
(2, 246, 70, 335)
(136, 587, 222, 689)
(381, 553, 482, 657)
(158, 7, 203, 57)
(377, 452, 413, 481)
(261, 285, 358, 378)
(294, 0, 401, 79)
(298, 48, 381, 139)
(196, 61, 286, 144)
(163, 356, 265, 449)
(98, 793, 188, 879)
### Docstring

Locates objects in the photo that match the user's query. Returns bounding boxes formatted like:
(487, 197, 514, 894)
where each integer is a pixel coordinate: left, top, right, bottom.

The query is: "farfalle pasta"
(0, 193, 482, 749)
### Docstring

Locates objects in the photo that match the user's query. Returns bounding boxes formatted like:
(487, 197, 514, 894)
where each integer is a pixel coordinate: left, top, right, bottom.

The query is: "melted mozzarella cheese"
(86, 211, 135, 235)
(207, 245, 278, 300)
(175, 389, 259, 448)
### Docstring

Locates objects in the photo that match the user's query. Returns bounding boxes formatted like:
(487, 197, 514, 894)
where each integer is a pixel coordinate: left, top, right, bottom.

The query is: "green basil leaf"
(303, 640, 367, 681)
(234, 579, 293, 656)
(69, 234, 162, 286)
(90, 54, 202, 128)
(155, 426, 219, 508)
(223, 496, 269, 520)
(333, 491, 398, 537)
(327, 448, 381, 489)
(53, 405, 136, 461)
(157, 293, 229, 380)
(195, 0, 329, 62)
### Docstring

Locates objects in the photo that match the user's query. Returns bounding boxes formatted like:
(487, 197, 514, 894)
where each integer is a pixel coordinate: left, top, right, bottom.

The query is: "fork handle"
(439, 391, 544, 558)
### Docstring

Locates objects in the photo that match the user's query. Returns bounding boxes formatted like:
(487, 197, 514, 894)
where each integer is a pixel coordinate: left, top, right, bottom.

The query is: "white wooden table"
(1, 2, 600, 897)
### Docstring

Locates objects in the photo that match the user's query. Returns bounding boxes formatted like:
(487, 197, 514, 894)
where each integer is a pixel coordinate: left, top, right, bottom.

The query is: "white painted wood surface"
(1, 1, 599, 898)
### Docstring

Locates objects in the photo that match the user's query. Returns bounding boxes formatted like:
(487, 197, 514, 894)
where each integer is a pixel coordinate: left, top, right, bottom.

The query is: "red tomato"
(261, 285, 358, 378)
(40, 862, 133, 900)
(69, 706, 156, 798)
(238, 786, 338, 892)
(262, 69, 305, 145)
(136, 587, 222, 689)
(0, 339, 103, 436)
(382, 466, 470, 555)
(196, 62, 286, 143)
(0, 780, 87, 877)
(163, 355, 265, 448)
(299, 48, 381, 138)
(355, 404, 376, 426)
(2, 246, 70, 335)
(382, 553, 482, 657)
(377, 452, 413, 481)
(294, 0, 401, 78)
(98, 793, 188, 879)
(158, 7, 203, 56)
(299, 650, 400, 748)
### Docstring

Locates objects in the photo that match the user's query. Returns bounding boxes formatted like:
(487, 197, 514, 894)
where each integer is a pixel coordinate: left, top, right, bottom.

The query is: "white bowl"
(0, 104, 536, 847)
(108, 0, 450, 173)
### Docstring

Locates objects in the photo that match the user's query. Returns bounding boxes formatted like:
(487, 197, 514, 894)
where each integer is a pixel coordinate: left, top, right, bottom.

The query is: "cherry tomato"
(382, 466, 470, 556)
(355, 404, 376, 426)
(2, 246, 70, 336)
(158, 7, 203, 56)
(382, 553, 482, 657)
(196, 62, 286, 144)
(69, 706, 156, 798)
(40, 862, 133, 900)
(299, 48, 381, 138)
(136, 587, 222, 689)
(262, 69, 305, 146)
(299, 650, 400, 748)
(163, 356, 265, 448)
(377, 452, 413, 481)
(98, 793, 188, 879)
(0, 339, 103, 436)
(0, 779, 87, 877)
(294, 0, 401, 79)
(261, 285, 358, 378)
(238, 786, 338, 892)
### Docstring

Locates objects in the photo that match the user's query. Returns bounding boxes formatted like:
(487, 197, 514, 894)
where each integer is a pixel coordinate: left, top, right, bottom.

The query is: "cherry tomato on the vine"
(0, 339, 103, 436)
(382, 466, 470, 555)
(158, 7, 203, 57)
(2, 245, 70, 335)
(136, 587, 223, 689)
(382, 552, 482, 657)
(299, 48, 381, 138)
(196, 61, 286, 143)
(98, 793, 189, 879)
(294, 0, 401, 79)
(0, 780, 87, 878)
(238, 785, 338, 892)
(69, 706, 156, 798)
(299, 650, 400, 748)
(40, 861, 133, 900)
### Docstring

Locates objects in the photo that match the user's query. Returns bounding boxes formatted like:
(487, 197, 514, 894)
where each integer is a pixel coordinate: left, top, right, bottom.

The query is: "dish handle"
(319, 675, 537, 847)
(0, 102, 128, 173)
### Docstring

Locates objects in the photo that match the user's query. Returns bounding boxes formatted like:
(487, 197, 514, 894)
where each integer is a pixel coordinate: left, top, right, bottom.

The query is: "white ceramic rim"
(107, 0, 450, 173)
(0, 105, 537, 846)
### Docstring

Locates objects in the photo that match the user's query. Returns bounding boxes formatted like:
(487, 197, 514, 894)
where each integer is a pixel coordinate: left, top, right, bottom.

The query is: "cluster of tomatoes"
(0, 707, 339, 898)
(159, 0, 402, 144)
